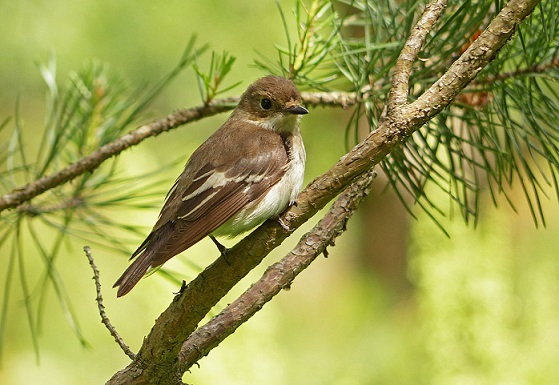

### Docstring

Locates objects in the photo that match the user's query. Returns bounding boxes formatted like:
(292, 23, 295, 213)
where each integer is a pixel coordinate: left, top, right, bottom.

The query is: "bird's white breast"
(216, 134, 305, 237)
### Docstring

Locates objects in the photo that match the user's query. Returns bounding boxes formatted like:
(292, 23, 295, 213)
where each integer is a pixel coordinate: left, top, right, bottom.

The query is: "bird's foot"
(277, 216, 292, 232)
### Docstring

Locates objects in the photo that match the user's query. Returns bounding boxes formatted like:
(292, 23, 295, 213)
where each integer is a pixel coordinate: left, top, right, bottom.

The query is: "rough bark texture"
(177, 170, 377, 372)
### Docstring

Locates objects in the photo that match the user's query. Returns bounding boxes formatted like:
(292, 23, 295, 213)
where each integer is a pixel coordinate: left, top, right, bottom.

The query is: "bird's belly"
(213, 154, 305, 237)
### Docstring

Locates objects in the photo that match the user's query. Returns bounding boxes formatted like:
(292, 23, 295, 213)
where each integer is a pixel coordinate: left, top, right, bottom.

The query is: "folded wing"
(114, 139, 287, 297)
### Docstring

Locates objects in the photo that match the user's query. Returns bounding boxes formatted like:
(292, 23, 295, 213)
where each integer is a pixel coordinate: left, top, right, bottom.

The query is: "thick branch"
(400, 0, 540, 131)
(177, 170, 376, 372)
(108, 0, 541, 384)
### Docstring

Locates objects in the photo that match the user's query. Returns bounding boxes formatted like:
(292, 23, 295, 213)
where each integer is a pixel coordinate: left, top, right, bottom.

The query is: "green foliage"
(410, 198, 559, 384)
(193, 51, 241, 104)
(258, 0, 559, 228)
(381, 0, 559, 227)
(0, 39, 205, 361)
(255, 0, 341, 88)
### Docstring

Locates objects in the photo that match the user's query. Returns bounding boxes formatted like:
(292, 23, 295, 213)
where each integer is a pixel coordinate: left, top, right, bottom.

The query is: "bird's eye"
(260, 98, 272, 110)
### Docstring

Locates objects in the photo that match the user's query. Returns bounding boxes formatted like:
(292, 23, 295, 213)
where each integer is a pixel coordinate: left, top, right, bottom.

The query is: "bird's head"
(235, 75, 308, 133)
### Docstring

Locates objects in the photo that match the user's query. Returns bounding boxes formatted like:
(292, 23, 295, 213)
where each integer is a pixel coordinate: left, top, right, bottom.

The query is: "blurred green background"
(1, 1, 559, 384)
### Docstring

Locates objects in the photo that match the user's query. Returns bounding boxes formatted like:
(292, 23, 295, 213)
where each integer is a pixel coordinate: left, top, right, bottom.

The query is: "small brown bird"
(114, 76, 308, 297)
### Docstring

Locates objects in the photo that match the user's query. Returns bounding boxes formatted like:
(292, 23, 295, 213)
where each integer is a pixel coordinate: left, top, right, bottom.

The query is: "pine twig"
(0, 102, 232, 213)
(388, 0, 448, 111)
(398, 0, 541, 131)
(473, 57, 559, 85)
(0, 92, 356, 214)
(303, 91, 358, 108)
(83, 246, 136, 360)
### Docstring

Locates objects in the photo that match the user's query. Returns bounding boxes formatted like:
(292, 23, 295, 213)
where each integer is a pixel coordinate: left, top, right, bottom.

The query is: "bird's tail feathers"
(113, 251, 153, 297)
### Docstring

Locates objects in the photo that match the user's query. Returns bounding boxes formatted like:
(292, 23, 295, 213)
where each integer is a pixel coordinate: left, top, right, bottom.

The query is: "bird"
(114, 75, 308, 297)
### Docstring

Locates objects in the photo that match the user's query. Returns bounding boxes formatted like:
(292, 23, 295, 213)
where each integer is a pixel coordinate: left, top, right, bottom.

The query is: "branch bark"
(106, 0, 541, 383)
(177, 170, 376, 373)
(84, 246, 136, 360)
(0, 102, 233, 213)
(387, 0, 447, 110)
(0, 92, 356, 214)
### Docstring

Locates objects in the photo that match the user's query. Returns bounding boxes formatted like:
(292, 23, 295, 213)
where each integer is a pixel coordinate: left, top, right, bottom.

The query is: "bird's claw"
(278, 216, 292, 232)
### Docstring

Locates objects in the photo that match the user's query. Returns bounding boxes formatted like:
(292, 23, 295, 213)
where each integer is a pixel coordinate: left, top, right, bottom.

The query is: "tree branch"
(83, 246, 135, 360)
(387, 0, 448, 111)
(107, 0, 541, 383)
(472, 56, 559, 85)
(177, 170, 376, 373)
(399, 0, 540, 132)
(302, 91, 358, 108)
(0, 93, 356, 214)
(0, 102, 231, 213)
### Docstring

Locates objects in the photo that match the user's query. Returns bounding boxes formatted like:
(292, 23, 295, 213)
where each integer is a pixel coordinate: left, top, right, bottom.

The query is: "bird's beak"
(285, 105, 309, 115)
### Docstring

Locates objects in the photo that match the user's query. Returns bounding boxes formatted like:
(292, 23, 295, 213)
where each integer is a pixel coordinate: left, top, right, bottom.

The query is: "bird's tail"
(113, 253, 153, 297)
(113, 237, 153, 297)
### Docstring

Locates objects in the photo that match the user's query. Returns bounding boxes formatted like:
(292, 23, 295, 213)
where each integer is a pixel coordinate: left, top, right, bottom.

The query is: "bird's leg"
(209, 235, 228, 256)
(277, 200, 296, 232)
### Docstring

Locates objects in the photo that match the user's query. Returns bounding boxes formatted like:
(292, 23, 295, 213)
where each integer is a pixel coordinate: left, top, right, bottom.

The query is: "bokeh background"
(1, 1, 559, 384)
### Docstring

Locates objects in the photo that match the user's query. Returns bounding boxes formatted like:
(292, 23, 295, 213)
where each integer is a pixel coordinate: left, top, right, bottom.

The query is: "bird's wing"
(153, 155, 285, 262)
(114, 139, 288, 297)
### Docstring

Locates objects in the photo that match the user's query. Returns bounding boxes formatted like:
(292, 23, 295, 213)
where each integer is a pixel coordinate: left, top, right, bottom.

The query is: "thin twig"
(0, 92, 356, 214)
(472, 57, 559, 85)
(0, 102, 232, 214)
(178, 170, 376, 371)
(303, 91, 358, 108)
(83, 246, 136, 360)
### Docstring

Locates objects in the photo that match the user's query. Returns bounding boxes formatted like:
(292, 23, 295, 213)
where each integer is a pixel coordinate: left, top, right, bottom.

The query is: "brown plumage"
(114, 76, 308, 297)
